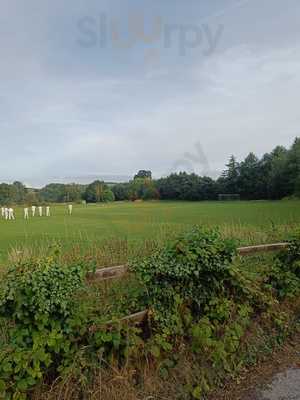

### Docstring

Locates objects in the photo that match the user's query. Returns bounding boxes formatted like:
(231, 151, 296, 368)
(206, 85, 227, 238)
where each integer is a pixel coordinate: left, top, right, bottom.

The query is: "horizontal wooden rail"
(237, 242, 288, 256)
(88, 242, 289, 282)
(89, 310, 148, 331)
(87, 265, 128, 281)
(112, 310, 148, 325)
(88, 242, 290, 328)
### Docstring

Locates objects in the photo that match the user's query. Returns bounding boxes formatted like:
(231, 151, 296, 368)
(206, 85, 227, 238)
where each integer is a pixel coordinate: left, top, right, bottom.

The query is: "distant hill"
(19, 175, 131, 189)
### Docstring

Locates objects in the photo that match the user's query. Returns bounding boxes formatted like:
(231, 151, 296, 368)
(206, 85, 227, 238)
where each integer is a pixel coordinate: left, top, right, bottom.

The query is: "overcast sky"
(1, 0, 300, 186)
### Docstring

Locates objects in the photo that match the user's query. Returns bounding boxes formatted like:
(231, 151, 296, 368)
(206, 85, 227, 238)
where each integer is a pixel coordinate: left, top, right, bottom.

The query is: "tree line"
(0, 138, 299, 205)
(0, 181, 115, 205)
(113, 138, 300, 201)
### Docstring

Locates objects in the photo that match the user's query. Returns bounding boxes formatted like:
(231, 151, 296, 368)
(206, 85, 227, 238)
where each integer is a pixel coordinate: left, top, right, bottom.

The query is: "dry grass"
(6, 222, 299, 269)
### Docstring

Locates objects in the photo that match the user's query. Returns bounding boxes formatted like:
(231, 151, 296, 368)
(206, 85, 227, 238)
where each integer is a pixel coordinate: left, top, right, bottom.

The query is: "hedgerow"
(0, 257, 141, 399)
(1, 227, 300, 399)
(265, 231, 300, 298)
(131, 227, 300, 398)
(0, 257, 87, 398)
(132, 227, 237, 326)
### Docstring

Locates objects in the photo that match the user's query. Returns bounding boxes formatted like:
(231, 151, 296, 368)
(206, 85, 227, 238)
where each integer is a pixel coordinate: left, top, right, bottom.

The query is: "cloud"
(0, 0, 299, 185)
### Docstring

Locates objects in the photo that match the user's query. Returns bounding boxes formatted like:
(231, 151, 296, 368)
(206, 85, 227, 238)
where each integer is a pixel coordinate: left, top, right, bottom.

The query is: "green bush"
(266, 231, 300, 298)
(103, 189, 115, 202)
(0, 257, 86, 398)
(131, 227, 300, 397)
(0, 259, 84, 322)
(0, 256, 144, 399)
(132, 227, 237, 331)
(278, 231, 300, 276)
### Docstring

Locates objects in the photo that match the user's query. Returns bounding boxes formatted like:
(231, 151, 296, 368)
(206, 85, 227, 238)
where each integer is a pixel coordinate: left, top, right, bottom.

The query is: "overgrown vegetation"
(132, 228, 237, 334)
(0, 256, 86, 397)
(1, 227, 300, 399)
(0, 254, 143, 399)
(130, 227, 300, 398)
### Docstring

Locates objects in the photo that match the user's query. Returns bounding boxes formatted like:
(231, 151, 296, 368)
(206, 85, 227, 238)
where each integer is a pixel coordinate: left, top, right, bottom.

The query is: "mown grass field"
(0, 200, 300, 264)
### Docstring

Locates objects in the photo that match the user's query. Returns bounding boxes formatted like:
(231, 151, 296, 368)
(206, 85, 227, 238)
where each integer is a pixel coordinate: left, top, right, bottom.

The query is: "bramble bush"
(132, 227, 238, 330)
(133, 228, 300, 334)
(0, 257, 86, 398)
(277, 231, 300, 277)
(0, 257, 141, 399)
(131, 227, 300, 398)
(265, 231, 300, 298)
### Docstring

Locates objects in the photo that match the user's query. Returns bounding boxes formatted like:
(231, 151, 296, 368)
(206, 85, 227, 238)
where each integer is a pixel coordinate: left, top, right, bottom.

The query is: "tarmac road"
(209, 333, 300, 400)
(249, 367, 300, 400)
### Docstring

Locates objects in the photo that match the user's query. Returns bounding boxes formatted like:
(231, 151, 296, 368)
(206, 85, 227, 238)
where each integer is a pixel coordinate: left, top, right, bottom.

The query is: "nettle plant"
(132, 227, 237, 334)
(0, 257, 86, 398)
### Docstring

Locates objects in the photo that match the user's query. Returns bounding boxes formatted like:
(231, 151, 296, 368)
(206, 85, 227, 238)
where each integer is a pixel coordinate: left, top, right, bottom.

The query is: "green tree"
(286, 138, 300, 195)
(24, 190, 40, 205)
(40, 184, 66, 202)
(221, 156, 240, 194)
(141, 185, 159, 200)
(262, 146, 289, 199)
(112, 183, 130, 201)
(295, 175, 300, 198)
(0, 183, 12, 205)
(63, 184, 84, 203)
(238, 153, 262, 200)
(134, 170, 152, 180)
(156, 173, 217, 201)
(84, 181, 114, 203)
(103, 189, 115, 202)
(11, 181, 27, 204)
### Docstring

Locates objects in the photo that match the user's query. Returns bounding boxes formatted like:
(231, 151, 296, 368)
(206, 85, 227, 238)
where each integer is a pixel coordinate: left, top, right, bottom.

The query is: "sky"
(0, 0, 300, 186)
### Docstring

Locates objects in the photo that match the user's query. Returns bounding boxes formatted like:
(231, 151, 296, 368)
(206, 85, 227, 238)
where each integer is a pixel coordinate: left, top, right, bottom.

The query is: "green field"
(0, 200, 300, 264)
(1, 200, 300, 399)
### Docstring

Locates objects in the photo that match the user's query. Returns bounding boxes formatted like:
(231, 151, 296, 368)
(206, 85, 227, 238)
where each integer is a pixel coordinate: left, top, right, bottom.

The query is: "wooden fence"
(87, 242, 289, 283)
(87, 242, 289, 324)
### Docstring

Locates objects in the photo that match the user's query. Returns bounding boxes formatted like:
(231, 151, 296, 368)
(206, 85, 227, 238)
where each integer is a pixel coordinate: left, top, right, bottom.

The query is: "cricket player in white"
(32, 205, 36, 217)
(4, 208, 9, 220)
(8, 208, 15, 220)
(38, 206, 43, 217)
(24, 207, 29, 219)
(46, 206, 50, 217)
(68, 204, 73, 215)
(1, 207, 4, 218)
